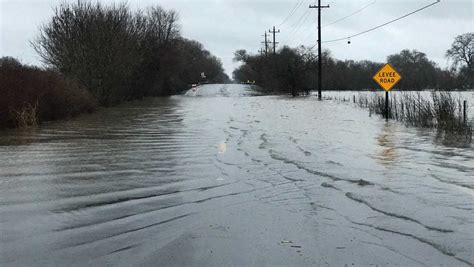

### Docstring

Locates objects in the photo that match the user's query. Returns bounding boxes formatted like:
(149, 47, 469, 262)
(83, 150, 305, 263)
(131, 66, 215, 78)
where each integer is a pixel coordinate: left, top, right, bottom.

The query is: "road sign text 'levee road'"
(373, 63, 402, 91)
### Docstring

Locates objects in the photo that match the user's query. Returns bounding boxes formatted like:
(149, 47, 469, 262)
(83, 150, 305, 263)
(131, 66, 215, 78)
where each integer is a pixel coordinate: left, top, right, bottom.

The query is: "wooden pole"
(464, 100, 467, 123)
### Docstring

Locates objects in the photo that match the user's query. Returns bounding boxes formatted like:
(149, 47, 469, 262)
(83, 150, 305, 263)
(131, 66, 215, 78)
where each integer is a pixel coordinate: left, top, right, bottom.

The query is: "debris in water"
(321, 182, 339, 190)
(356, 179, 373, 186)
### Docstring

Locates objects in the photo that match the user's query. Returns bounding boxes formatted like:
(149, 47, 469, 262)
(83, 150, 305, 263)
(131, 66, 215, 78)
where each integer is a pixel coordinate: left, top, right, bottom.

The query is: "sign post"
(373, 64, 402, 121)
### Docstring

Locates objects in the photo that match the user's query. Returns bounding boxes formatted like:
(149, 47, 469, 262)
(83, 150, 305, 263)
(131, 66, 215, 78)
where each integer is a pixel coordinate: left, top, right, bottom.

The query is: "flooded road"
(0, 84, 473, 266)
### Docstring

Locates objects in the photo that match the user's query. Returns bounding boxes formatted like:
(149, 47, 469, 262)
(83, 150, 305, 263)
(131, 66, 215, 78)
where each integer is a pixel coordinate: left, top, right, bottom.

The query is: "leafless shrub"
(10, 102, 38, 128)
(0, 61, 97, 129)
(358, 91, 472, 140)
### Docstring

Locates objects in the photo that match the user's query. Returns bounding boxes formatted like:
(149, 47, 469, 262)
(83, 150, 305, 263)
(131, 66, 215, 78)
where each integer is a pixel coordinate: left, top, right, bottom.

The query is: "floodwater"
(322, 90, 474, 117)
(0, 84, 473, 266)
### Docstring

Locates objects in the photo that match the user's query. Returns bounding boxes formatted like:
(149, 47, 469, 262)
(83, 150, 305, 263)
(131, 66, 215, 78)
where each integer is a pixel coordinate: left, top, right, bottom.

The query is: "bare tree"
(0, 57, 22, 68)
(32, 1, 144, 105)
(446, 32, 473, 70)
(32, 1, 228, 102)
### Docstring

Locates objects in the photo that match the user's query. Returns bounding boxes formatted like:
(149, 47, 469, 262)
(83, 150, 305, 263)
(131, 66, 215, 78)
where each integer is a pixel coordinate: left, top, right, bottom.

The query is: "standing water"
(0, 84, 472, 266)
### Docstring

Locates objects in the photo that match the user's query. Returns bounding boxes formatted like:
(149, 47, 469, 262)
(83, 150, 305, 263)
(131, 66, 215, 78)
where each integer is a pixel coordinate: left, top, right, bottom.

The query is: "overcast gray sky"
(1, 0, 472, 78)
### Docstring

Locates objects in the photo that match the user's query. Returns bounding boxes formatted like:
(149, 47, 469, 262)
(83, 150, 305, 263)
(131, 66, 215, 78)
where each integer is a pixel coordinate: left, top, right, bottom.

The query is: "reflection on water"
(218, 141, 227, 154)
(375, 122, 399, 167)
(0, 85, 473, 266)
(434, 128, 473, 148)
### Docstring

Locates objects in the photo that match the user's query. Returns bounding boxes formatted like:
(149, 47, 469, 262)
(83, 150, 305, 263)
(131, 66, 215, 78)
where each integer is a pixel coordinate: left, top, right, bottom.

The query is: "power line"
(299, 15, 319, 44)
(281, 1, 320, 45)
(290, 18, 316, 46)
(295, 0, 377, 46)
(278, 0, 305, 27)
(298, 1, 374, 45)
(289, 8, 312, 28)
(308, 0, 441, 54)
(281, 9, 313, 45)
(322, 0, 376, 28)
(323, 0, 441, 43)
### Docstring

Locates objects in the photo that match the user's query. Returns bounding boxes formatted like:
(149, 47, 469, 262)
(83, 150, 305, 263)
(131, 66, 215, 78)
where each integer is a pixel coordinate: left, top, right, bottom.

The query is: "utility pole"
(269, 26, 280, 55)
(310, 1, 329, 100)
(261, 32, 269, 56)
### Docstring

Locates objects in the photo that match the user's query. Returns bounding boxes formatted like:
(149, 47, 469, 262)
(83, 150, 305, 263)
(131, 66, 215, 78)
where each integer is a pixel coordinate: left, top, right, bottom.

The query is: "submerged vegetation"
(1, 1, 229, 129)
(357, 92, 472, 143)
(0, 57, 97, 129)
(323, 91, 472, 143)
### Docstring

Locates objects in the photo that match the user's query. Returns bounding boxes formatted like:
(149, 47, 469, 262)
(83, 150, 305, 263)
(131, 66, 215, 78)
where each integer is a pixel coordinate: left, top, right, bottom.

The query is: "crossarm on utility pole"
(269, 26, 281, 55)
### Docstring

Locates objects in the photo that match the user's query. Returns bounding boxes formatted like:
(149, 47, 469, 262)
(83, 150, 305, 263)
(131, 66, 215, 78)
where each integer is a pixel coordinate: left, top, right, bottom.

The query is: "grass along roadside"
(324, 91, 472, 144)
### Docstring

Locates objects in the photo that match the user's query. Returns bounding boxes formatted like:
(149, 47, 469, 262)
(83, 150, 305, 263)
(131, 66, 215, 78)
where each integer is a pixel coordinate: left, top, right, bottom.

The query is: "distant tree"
(232, 47, 310, 95)
(172, 38, 229, 91)
(446, 33, 474, 89)
(234, 45, 469, 93)
(388, 49, 438, 90)
(446, 32, 473, 70)
(274, 47, 310, 96)
(233, 50, 249, 62)
(0, 57, 22, 68)
(233, 64, 257, 84)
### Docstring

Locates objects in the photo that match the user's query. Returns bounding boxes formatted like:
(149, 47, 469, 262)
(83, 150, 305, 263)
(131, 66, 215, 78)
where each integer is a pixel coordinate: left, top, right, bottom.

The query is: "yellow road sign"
(373, 63, 402, 91)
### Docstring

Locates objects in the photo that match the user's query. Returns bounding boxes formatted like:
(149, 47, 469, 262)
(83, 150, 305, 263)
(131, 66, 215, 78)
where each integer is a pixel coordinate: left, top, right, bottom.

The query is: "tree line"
(233, 33, 474, 96)
(33, 1, 229, 106)
(1, 1, 229, 128)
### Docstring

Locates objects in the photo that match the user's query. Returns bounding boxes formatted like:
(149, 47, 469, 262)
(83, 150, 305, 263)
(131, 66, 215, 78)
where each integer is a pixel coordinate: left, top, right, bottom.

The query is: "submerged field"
(0, 84, 472, 266)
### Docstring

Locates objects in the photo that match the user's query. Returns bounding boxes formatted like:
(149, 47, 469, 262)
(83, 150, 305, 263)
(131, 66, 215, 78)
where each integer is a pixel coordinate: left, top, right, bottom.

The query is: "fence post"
(401, 102, 404, 118)
(464, 100, 467, 123)
(414, 103, 417, 122)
